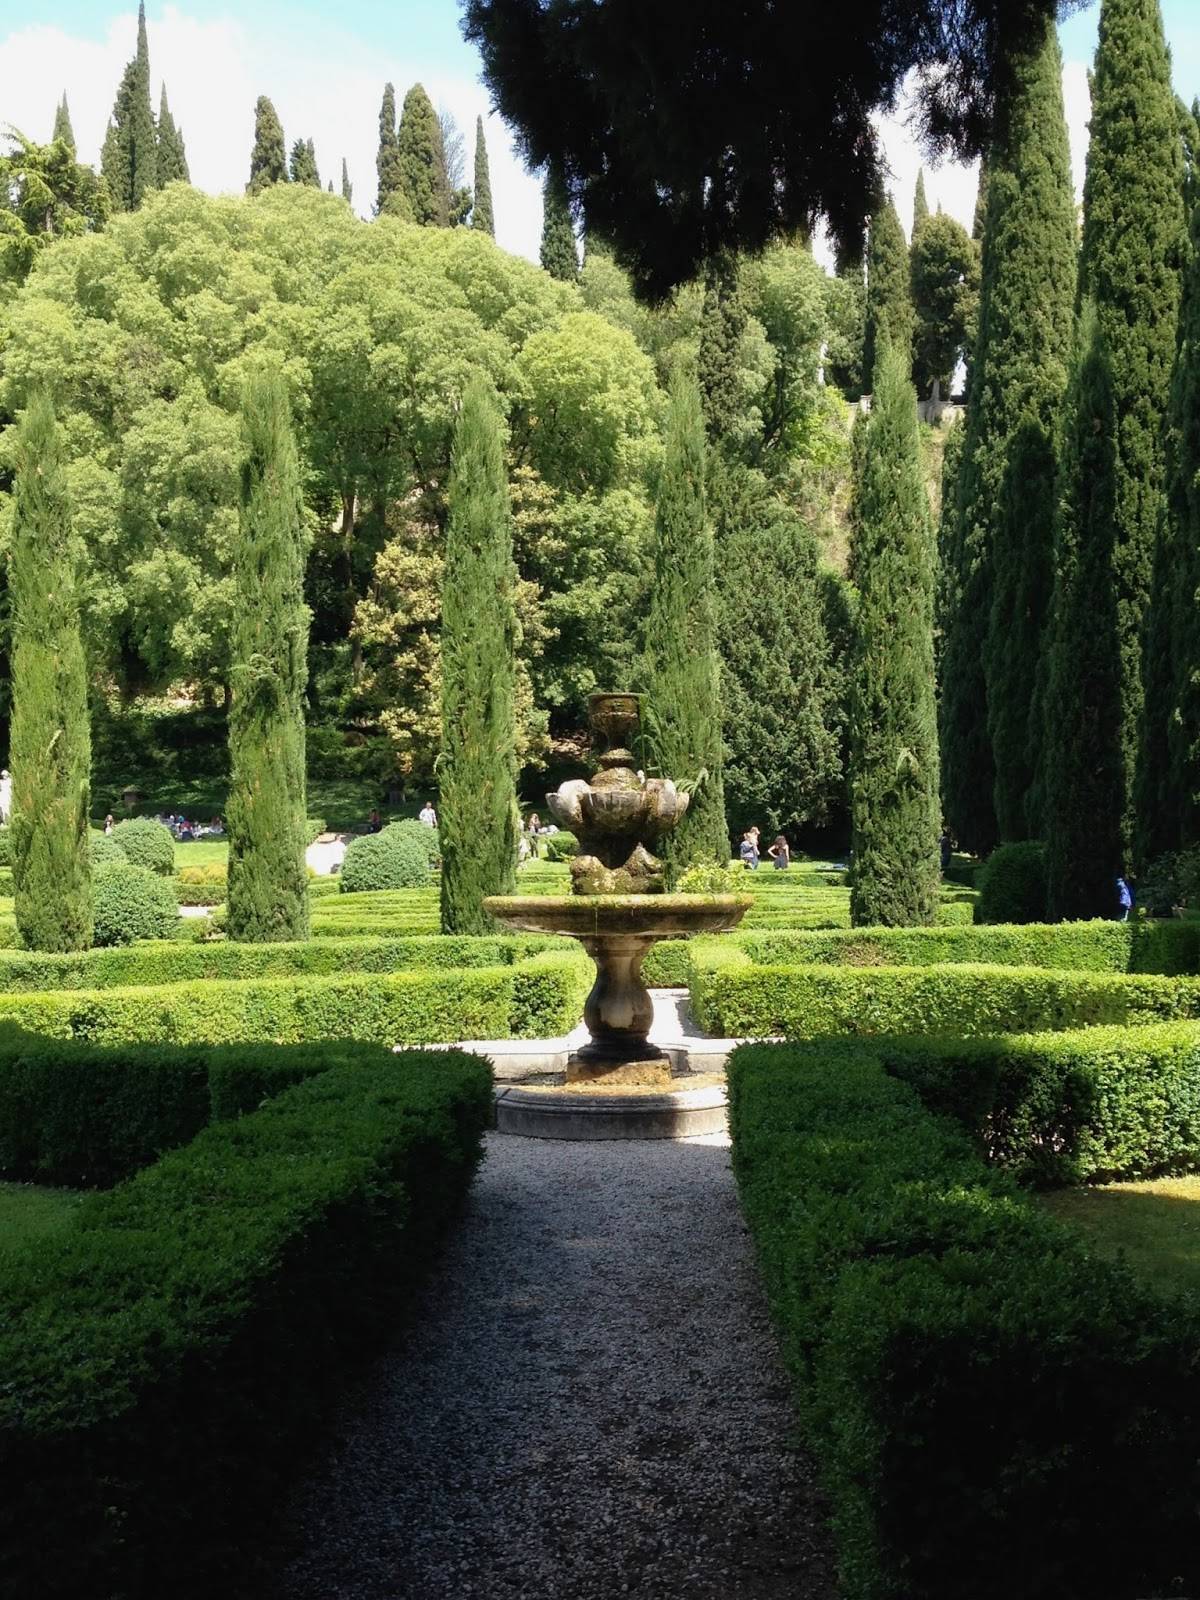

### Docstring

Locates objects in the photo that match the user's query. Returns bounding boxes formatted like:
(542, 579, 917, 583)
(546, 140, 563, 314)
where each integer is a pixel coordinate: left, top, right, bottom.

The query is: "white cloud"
(0, 5, 545, 259)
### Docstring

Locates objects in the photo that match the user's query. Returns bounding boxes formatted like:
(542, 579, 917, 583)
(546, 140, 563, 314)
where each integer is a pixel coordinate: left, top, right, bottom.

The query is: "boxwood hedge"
(729, 1041, 1200, 1600)
(0, 1049, 491, 1599)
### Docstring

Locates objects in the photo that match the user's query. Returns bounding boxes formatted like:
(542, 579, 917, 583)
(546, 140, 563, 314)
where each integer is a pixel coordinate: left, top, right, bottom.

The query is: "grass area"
(173, 839, 229, 869)
(0, 1181, 80, 1252)
(1041, 1177, 1200, 1298)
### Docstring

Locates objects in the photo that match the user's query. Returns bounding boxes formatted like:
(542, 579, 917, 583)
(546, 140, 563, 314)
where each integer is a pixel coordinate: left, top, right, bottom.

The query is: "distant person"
(767, 834, 790, 871)
(1117, 874, 1134, 922)
(739, 827, 760, 870)
(418, 801, 437, 828)
(103, 813, 115, 835)
(367, 808, 383, 834)
(0, 770, 11, 825)
(939, 829, 953, 874)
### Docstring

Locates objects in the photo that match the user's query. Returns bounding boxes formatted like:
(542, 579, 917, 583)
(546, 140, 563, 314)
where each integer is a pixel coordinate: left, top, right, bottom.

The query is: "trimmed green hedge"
(111, 816, 176, 875)
(690, 945, 1200, 1039)
(730, 1041, 1200, 1600)
(0, 1050, 491, 1599)
(974, 840, 1047, 924)
(885, 1021, 1200, 1188)
(0, 948, 589, 1046)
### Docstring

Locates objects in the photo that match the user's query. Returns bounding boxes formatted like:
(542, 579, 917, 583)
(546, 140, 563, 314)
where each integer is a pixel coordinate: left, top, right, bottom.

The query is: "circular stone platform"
(493, 1080, 729, 1141)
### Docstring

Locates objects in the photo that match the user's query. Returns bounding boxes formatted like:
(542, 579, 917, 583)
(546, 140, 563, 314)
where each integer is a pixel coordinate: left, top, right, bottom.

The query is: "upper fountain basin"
(547, 777, 689, 838)
(483, 893, 752, 939)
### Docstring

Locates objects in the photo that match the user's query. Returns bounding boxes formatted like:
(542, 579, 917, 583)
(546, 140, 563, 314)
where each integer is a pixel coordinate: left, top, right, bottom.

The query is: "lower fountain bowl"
(482, 893, 752, 938)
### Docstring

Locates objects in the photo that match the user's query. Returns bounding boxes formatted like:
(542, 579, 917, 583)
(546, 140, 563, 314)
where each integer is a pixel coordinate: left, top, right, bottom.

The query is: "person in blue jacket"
(739, 827, 760, 870)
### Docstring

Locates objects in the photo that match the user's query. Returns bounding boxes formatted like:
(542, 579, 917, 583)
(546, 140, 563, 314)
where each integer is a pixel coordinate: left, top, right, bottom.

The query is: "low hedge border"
(729, 1040, 1200, 1600)
(0, 1049, 492, 1599)
(884, 1020, 1200, 1188)
(690, 946, 1200, 1039)
(0, 948, 590, 1047)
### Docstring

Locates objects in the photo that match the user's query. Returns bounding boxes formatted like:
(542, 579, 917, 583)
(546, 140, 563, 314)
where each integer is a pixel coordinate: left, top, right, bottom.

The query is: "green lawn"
(0, 1181, 80, 1253)
(1041, 1177, 1200, 1298)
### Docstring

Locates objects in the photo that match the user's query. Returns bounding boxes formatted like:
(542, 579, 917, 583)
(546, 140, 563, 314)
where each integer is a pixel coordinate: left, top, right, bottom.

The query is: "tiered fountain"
(485, 693, 751, 1137)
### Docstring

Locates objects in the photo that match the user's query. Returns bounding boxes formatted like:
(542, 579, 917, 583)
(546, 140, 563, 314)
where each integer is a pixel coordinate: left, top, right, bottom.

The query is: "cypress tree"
(644, 370, 728, 880)
(376, 83, 401, 214)
(849, 341, 941, 927)
(1044, 305, 1125, 918)
(910, 210, 978, 398)
(913, 168, 930, 234)
(102, 1, 159, 211)
(9, 393, 92, 953)
(861, 196, 911, 389)
(156, 86, 189, 184)
(934, 416, 966, 681)
(289, 137, 319, 187)
(949, 16, 1076, 844)
(1072, 0, 1184, 861)
(472, 116, 494, 235)
(697, 253, 746, 444)
(341, 157, 353, 207)
(439, 378, 519, 934)
(396, 83, 449, 225)
(246, 96, 288, 195)
(226, 369, 310, 944)
(540, 164, 579, 281)
(52, 94, 75, 153)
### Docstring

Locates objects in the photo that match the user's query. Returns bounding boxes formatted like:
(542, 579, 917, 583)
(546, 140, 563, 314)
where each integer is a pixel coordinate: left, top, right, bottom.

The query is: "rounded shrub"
(339, 824, 432, 893)
(0, 827, 11, 868)
(92, 862, 180, 947)
(543, 831, 579, 862)
(112, 817, 175, 876)
(385, 818, 441, 867)
(89, 833, 125, 867)
(974, 841, 1048, 925)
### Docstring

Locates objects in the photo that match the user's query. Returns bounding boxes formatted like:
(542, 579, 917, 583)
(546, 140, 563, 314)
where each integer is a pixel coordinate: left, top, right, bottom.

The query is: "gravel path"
(271, 1132, 839, 1600)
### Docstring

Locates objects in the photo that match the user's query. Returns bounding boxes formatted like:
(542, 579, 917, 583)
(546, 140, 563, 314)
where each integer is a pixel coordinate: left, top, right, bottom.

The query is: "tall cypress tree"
(697, 253, 746, 443)
(289, 137, 319, 187)
(849, 341, 941, 927)
(913, 168, 930, 234)
(861, 196, 912, 388)
(439, 378, 519, 934)
(226, 369, 310, 944)
(156, 86, 189, 184)
(341, 157, 353, 207)
(1044, 306, 1125, 918)
(246, 97, 288, 195)
(52, 94, 75, 152)
(1072, 0, 1184, 862)
(644, 370, 727, 879)
(472, 116, 494, 235)
(540, 164, 579, 280)
(102, 1, 159, 211)
(950, 16, 1076, 844)
(9, 393, 92, 953)
(376, 83, 401, 214)
(397, 83, 450, 225)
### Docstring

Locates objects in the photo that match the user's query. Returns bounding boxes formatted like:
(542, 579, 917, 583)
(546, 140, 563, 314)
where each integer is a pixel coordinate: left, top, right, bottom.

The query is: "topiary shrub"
(339, 823, 432, 893)
(112, 817, 175, 877)
(543, 831, 579, 862)
(384, 818, 441, 866)
(0, 827, 11, 868)
(89, 833, 125, 867)
(974, 841, 1047, 924)
(92, 862, 180, 947)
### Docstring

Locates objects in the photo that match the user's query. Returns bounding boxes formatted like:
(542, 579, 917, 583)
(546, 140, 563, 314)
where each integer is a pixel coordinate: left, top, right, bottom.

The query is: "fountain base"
(565, 1052, 672, 1087)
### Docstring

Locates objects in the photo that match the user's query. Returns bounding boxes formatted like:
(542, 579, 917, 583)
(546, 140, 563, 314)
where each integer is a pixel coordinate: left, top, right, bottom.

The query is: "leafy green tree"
(1044, 306, 1124, 918)
(1075, 0, 1184, 861)
(953, 16, 1075, 843)
(913, 168, 930, 233)
(9, 393, 92, 952)
(289, 137, 319, 187)
(246, 96, 287, 195)
(644, 369, 727, 879)
(439, 377, 519, 933)
(397, 84, 449, 226)
(226, 368, 310, 943)
(741, 239, 830, 462)
(823, 265, 865, 398)
(52, 95, 75, 153)
(156, 87, 189, 184)
(862, 197, 911, 389)
(910, 210, 979, 397)
(102, 1, 159, 211)
(340, 157, 352, 206)
(472, 116, 494, 235)
(438, 110, 473, 226)
(848, 340, 940, 927)
(0, 130, 110, 288)
(540, 164, 578, 281)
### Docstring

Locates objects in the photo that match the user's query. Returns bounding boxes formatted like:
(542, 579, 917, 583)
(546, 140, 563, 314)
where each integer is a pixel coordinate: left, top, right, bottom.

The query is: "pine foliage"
(697, 254, 746, 443)
(913, 168, 930, 233)
(102, 2, 160, 211)
(848, 341, 941, 928)
(644, 370, 728, 880)
(52, 95, 75, 153)
(289, 137, 320, 187)
(246, 97, 288, 195)
(861, 197, 911, 389)
(341, 157, 353, 206)
(9, 393, 92, 953)
(397, 84, 450, 226)
(226, 369, 310, 943)
(472, 116, 494, 234)
(156, 87, 189, 184)
(376, 83, 402, 215)
(540, 165, 579, 281)
(439, 378, 519, 933)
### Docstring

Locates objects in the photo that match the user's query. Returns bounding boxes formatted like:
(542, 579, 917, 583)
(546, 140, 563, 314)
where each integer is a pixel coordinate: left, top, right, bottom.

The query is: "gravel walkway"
(271, 1132, 839, 1600)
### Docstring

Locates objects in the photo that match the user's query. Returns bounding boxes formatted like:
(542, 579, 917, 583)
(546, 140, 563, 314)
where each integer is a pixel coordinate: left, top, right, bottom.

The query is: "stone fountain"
(485, 693, 750, 1109)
